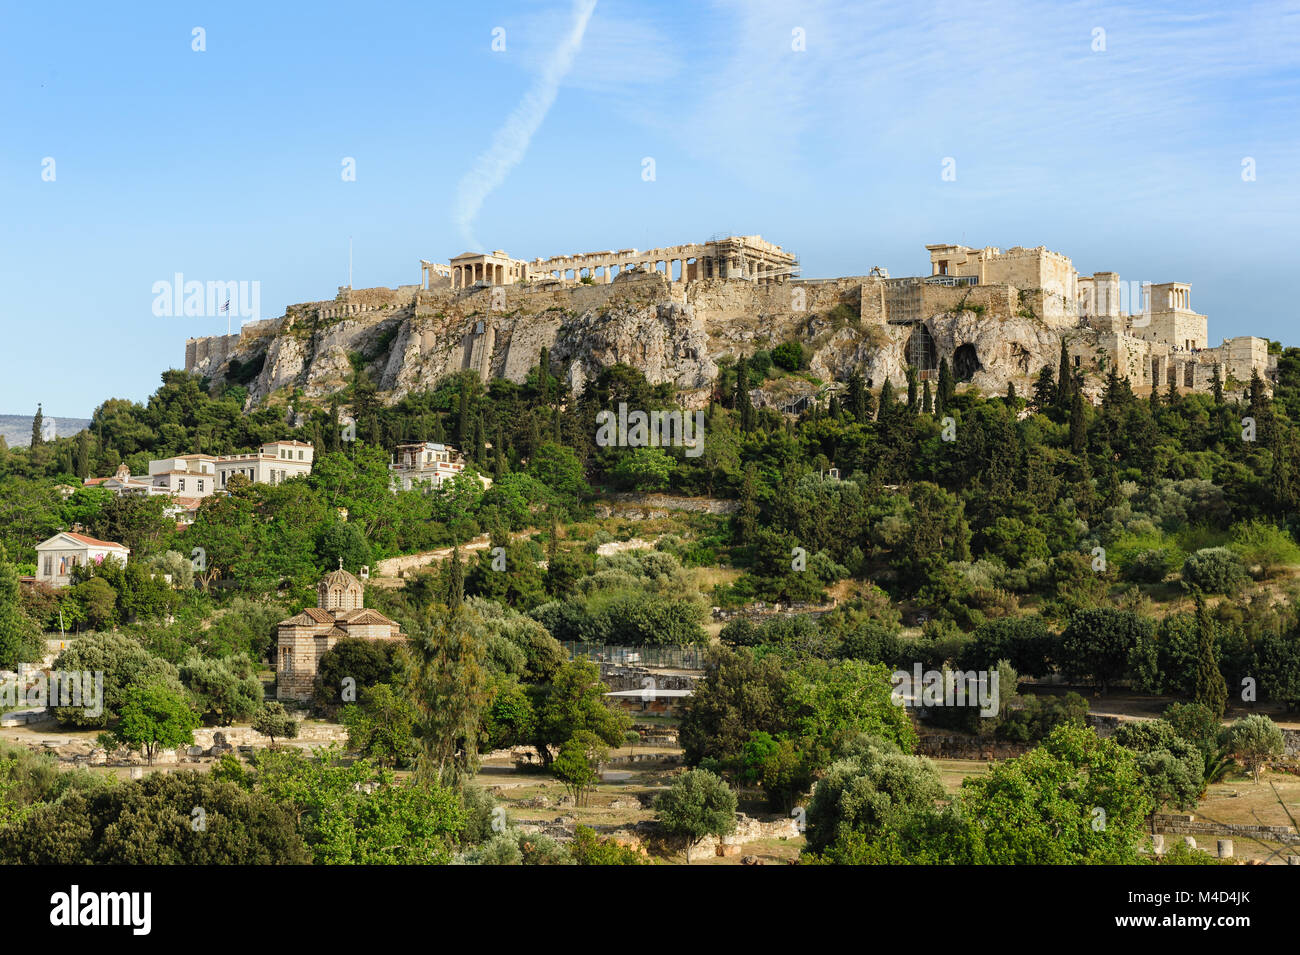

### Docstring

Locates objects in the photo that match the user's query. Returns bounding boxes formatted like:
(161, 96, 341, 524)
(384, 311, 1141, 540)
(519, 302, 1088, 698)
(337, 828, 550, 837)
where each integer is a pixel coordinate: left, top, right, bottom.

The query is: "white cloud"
(453, 0, 599, 250)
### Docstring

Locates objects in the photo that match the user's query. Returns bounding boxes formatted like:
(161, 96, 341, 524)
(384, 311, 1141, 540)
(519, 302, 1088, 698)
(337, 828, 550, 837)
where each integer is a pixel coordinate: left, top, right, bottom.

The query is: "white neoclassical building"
(34, 532, 130, 588)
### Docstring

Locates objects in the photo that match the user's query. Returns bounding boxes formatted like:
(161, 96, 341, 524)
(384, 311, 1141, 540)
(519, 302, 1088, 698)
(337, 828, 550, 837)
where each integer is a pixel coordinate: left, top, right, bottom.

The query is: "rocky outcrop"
(186, 275, 1069, 412)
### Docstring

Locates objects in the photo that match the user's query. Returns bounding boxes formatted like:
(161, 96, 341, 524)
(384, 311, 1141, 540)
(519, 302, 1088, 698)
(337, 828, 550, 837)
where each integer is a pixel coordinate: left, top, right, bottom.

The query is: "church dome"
(318, 564, 363, 611)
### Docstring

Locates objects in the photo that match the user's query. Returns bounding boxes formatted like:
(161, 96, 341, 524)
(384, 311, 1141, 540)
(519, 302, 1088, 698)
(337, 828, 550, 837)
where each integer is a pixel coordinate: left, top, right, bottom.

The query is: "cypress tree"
(1032, 365, 1056, 411)
(906, 367, 919, 412)
(878, 379, 896, 422)
(30, 405, 44, 448)
(847, 371, 867, 422)
(1056, 339, 1073, 409)
(937, 357, 954, 409)
(546, 512, 560, 561)
(538, 346, 551, 407)
(922, 379, 933, 415)
(443, 544, 465, 609)
(735, 355, 755, 432)
(74, 431, 92, 479)
(1069, 390, 1086, 455)
(734, 464, 760, 545)
(473, 415, 487, 466)
(327, 398, 341, 450)
(1192, 596, 1228, 719)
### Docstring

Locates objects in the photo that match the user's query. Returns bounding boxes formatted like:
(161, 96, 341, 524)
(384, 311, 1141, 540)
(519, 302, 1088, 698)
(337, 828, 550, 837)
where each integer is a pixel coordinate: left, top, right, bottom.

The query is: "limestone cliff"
(184, 271, 1070, 412)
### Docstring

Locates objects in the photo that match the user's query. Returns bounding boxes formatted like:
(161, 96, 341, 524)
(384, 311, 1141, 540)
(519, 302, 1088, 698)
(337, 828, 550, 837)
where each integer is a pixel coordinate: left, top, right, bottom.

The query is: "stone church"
(276, 564, 405, 701)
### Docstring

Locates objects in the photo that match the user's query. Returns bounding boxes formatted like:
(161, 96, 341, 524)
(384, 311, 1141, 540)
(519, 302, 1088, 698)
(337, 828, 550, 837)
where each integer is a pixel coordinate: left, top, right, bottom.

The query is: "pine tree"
(1192, 596, 1228, 719)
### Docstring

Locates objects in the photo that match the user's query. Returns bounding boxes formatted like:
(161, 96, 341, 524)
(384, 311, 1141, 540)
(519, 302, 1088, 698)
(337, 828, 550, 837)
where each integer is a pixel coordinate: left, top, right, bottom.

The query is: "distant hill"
(0, 414, 91, 448)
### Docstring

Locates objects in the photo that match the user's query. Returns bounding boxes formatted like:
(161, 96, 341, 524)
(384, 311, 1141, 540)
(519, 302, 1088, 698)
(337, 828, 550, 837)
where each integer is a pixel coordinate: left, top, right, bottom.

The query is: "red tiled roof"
(280, 607, 336, 627)
(60, 532, 129, 550)
(337, 608, 399, 626)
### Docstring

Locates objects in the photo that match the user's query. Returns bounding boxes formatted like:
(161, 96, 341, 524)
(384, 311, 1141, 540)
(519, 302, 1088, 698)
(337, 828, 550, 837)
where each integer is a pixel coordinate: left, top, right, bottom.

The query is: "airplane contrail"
(453, 0, 598, 250)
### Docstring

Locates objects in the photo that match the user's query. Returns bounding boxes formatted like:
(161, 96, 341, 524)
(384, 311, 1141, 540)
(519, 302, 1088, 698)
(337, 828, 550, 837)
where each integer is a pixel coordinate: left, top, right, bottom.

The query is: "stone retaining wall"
(1152, 813, 1300, 846)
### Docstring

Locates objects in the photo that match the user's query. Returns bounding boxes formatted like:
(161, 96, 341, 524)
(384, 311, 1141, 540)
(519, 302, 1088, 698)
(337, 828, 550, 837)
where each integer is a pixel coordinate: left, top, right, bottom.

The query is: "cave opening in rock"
(953, 342, 981, 381)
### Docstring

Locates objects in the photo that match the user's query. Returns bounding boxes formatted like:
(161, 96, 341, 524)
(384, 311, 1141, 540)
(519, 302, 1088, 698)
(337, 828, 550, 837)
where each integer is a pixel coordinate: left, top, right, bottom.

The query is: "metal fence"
(563, 642, 706, 670)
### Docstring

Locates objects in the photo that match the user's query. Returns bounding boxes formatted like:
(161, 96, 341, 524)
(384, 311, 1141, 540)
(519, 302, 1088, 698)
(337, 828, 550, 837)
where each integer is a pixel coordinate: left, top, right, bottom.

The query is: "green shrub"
(1181, 548, 1249, 594)
(771, 341, 804, 372)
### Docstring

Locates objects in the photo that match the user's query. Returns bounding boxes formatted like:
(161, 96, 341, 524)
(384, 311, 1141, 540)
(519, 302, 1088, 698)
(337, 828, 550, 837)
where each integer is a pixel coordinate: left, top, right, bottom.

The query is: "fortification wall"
(184, 333, 239, 374)
(1142, 310, 1208, 350)
(686, 276, 863, 325)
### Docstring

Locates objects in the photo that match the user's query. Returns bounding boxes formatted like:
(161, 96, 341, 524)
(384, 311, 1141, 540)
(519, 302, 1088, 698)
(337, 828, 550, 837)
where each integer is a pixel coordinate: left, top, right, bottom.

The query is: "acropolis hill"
(184, 235, 1273, 414)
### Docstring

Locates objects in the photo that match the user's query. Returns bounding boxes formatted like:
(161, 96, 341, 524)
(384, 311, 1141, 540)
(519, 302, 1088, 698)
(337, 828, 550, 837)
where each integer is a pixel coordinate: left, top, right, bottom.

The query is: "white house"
(84, 441, 315, 499)
(214, 440, 314, 490)
(389, 442, 468, 491)
(34, 532, 130, 588)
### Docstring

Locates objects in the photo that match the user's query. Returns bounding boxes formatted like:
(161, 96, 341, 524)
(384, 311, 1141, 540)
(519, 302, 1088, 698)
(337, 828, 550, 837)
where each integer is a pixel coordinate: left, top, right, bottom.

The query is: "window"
(178, 478, 185, 492)
(298, 450, 304, 460)
(44, 556, 52, 576)
(198, 480, 204, 492)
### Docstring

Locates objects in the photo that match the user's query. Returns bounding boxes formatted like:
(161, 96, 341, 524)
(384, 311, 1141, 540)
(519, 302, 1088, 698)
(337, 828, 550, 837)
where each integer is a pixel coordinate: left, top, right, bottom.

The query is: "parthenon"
(423, 235, 799, 290)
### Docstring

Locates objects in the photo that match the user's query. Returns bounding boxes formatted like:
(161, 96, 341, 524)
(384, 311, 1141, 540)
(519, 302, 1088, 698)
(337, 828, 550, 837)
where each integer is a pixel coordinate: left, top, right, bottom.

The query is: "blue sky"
(2, 0, 1298, 416)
